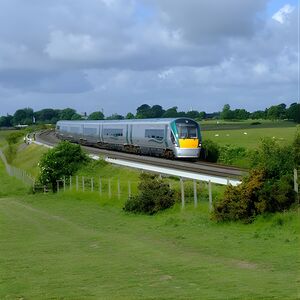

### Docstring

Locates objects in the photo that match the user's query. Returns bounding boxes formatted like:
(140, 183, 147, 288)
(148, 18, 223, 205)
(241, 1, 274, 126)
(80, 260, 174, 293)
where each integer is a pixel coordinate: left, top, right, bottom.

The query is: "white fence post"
(208, 180, 213, 211)
(91, 177, 94, 192)
(82, 176, 85, 192)
(76, 176, 79, 191)
(99, 177, 102, 196)
(180, 178, 185, 209)
(294, 169, 298, 193)
(108, 179, 111, 198)
(128, 181, 131, 198)
(193, 180, 198, 208)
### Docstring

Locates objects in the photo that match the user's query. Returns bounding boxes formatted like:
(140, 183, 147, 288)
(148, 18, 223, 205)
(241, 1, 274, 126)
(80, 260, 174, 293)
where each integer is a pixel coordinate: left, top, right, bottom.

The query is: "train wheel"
(164, 149, 174, 159)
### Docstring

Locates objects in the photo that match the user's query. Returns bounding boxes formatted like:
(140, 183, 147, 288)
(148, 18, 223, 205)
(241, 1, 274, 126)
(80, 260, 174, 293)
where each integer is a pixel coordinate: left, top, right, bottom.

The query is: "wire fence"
(56, 175, 221, 209)
(0, 149, 35, 187)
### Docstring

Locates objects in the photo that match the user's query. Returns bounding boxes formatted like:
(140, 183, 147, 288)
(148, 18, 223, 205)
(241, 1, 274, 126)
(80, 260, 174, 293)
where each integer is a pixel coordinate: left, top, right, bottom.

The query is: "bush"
(213, 138, 297, 223)
(219, 145, 247, 165)
(123, 173, 175, 215)
(200, 139, 220, 162)
(38, 141, 89, 192)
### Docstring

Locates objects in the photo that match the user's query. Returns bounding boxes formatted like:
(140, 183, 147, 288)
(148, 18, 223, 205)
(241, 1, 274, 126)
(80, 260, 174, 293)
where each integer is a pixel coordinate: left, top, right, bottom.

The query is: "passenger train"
(55, 118, 202, 159)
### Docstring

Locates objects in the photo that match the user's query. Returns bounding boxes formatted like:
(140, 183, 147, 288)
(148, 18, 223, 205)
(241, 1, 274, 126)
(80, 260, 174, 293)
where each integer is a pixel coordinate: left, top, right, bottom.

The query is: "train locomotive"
(55, 118, 202, 159)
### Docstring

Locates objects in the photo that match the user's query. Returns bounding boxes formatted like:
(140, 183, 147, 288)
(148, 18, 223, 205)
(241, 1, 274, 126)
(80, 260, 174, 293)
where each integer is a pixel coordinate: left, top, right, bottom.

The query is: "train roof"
(57, 118, 198, 125)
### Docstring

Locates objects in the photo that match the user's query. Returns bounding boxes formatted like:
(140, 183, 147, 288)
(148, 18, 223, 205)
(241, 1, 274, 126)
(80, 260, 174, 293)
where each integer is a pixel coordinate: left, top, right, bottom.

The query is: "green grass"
(0, 160, 29, 197)
(202, 126, 298, 149)
(0, 133, 299, 299)
(0, 190, 299, 299)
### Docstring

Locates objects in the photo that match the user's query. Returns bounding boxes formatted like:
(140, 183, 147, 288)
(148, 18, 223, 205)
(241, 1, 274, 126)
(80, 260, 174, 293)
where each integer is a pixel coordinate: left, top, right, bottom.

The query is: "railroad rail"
(36, 130, 247, 181)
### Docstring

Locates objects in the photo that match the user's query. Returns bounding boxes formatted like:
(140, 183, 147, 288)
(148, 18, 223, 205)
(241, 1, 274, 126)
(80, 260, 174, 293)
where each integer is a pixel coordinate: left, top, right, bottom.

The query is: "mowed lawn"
(0, 164, 299, 299)
(202, 126, 298, 149)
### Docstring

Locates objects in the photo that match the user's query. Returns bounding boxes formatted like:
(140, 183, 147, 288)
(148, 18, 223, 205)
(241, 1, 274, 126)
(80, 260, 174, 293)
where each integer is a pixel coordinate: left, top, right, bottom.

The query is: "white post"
(99, 177, 102, 196)
(91, 177, 94, 192)
(208, 180, 212, 211)
(76, 176, 79, 191)
(180, 178, 185, 209)
(193, 180, 198, 208)
(63, 176, 66, 192)
(108, 179, 111, 198)
(117, 178, 120, 199)
(294, 169, 298, 193)
(128, 181, 131, 198)
(82, 176, 85, 192)
(57, 181, 60, 193)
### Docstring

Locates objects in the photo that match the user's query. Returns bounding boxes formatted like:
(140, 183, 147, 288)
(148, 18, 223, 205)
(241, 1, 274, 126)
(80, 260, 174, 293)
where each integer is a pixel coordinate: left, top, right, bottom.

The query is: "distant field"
(202, 126, 298, 149)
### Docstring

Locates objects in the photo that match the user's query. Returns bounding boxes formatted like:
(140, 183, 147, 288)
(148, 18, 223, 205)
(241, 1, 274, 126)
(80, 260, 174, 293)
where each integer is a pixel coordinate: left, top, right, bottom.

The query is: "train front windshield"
(177, 125, 197, 139)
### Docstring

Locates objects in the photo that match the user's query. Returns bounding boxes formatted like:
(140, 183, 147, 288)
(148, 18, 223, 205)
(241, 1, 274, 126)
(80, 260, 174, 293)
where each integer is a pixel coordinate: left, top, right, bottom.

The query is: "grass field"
(202, 126, 298, 149)
(0, 130, 299, 299)
(0, 172, 299, 299)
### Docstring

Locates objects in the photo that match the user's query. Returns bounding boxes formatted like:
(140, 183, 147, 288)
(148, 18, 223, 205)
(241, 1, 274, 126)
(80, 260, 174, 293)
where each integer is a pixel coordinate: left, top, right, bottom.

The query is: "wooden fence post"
(208, 180, 212, 211)
(193, 180, 198, 208)
(180, 178, 185, 209)
(117, 178, 120, 199)
(99, 177, 102, 196)
(108, 179, 111, 198)
(128, 181, 131, 198)
(294, 169, 298, 193)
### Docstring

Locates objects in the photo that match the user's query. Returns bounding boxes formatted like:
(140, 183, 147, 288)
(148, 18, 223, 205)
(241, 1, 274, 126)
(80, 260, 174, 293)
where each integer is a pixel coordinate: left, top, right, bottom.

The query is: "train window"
(70, 127, 80, 133)
(177, 125, 197, 139)
(84, 127, 97, 136)
(103, 128, 123, 137)
(145, 129, 164, 140)
(61, 126, 68, 132)
(57, 125, 60, 130)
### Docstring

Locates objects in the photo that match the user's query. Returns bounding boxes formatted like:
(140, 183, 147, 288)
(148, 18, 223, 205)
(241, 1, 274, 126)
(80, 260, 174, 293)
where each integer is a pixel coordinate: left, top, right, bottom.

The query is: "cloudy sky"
(0, 0, 298, 116)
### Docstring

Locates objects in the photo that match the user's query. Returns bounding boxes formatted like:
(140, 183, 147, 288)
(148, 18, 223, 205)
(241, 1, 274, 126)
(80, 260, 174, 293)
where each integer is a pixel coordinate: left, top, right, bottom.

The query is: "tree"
(34, 108, 59, 124)
(59, 108, 77, 120)
(150, 105, 165, 118)
(233, 109, 250, 120)
(199, 111, 206, 120)
(0, 115, 13, 127)
(186, 110, 200, 119)
(267, 104, 287, 120)
(220, 104, 234, 120)
(71, 113, 82, 120)
(250, 110, 266, 119)
(287, 103, 300, 123)
(38, 141, 89, 192)
(125, 112, 135, 119)
(13, 108, 34, 125)
(162, 106, 178, 118)
(136, 104, 151, 119)
(88, 111, 104, 120)
(106, 113, 124, 120)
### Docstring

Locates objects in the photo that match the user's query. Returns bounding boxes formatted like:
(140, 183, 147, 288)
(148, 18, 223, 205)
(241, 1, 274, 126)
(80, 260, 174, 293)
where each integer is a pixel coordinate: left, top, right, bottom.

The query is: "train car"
(55, 118, 201, 159)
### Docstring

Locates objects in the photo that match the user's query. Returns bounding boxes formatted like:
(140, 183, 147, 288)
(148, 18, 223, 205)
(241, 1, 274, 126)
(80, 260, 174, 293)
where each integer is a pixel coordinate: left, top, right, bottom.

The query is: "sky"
(0, 0, 298, 116)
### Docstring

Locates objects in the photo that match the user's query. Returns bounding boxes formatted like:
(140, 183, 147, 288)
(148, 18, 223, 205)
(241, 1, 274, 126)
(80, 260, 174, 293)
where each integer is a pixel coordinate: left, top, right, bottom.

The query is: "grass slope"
(0, 191, 299, 299)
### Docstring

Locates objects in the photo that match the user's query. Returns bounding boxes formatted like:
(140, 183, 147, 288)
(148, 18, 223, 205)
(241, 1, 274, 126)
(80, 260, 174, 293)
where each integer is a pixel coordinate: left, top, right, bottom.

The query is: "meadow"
(0, 125, 299, 299)
(0, 158, 299, 299)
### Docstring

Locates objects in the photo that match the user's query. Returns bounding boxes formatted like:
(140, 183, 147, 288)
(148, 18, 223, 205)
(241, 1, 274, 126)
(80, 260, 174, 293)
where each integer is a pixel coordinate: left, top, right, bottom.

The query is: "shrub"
(38, 141, 89, 192)
(200, 139, 220, 162)
(219, 145, 247, 165)
(123, 173, 175, 215)
(213, 138, 297, 223)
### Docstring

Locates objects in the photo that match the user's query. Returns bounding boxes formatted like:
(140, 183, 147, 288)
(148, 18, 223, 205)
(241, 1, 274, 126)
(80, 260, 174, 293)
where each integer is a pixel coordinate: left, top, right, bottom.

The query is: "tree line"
(0, 102, 299, 127)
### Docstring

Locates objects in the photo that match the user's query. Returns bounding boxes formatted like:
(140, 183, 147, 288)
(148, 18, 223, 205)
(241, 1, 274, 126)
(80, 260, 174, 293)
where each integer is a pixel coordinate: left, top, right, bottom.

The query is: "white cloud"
(272, 4, 295, 24)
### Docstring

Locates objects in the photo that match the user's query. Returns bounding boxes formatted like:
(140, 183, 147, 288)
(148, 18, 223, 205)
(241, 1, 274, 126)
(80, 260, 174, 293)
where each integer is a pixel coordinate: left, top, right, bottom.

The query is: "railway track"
(36, 130, 248, 180)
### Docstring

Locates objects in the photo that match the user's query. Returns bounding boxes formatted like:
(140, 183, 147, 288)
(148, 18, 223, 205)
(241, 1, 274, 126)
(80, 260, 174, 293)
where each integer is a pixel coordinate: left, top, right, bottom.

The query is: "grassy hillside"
(0, 191, 299, 299)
